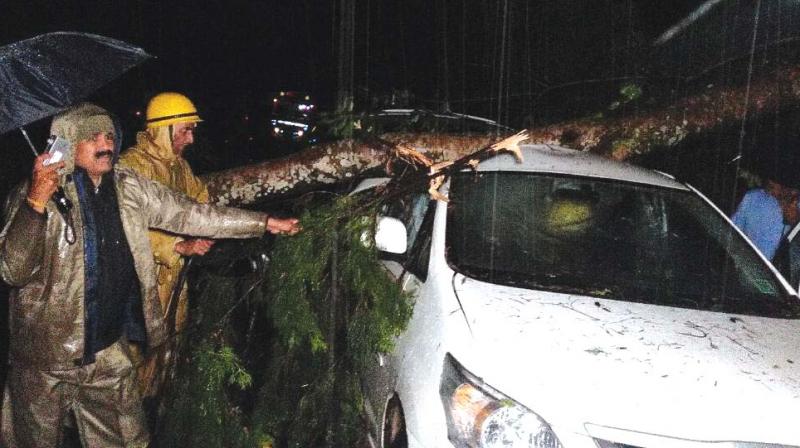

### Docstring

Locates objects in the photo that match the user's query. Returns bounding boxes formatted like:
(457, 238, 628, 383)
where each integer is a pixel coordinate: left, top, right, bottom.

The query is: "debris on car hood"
(450, 273, 800, 444)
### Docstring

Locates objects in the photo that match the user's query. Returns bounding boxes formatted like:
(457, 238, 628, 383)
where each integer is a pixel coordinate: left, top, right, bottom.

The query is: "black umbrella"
(0, 31, 152, 153)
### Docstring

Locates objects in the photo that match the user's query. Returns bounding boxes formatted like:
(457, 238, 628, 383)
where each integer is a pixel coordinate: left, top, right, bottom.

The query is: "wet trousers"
(0, 341, 149, 448)
(136, 274, 187, 399)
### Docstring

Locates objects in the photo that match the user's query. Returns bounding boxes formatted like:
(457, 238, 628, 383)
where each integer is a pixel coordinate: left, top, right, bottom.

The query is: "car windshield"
(446, 171, 800, 318)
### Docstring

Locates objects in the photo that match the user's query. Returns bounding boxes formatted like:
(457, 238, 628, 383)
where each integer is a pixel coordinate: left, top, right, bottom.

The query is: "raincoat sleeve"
(129, 170, 267, 238)
(0, 183, 48, 286)
(118, 151, 181, 266)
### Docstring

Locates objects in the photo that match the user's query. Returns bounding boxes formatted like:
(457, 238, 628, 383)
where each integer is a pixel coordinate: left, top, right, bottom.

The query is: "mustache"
(95, 150, 114, 159)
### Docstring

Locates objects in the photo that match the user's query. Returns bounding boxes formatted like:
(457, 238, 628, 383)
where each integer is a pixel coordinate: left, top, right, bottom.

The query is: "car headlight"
(440, 354, 563, 448)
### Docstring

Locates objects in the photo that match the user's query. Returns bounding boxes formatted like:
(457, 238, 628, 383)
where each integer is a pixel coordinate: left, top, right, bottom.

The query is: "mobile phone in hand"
(43, 135, 71, 166)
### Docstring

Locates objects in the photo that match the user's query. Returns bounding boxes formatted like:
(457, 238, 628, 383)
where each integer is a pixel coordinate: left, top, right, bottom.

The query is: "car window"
(446, 171, 800, 319)
(406, 202, 435, 280)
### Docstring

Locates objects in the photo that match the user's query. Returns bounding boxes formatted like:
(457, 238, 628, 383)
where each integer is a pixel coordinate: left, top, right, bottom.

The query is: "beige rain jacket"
(0, 165, 266, 370)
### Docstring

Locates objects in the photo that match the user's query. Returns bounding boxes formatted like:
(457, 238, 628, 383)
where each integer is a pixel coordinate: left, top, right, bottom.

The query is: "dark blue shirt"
(74, 169, 146, 364)
(732, 188, 788, 260)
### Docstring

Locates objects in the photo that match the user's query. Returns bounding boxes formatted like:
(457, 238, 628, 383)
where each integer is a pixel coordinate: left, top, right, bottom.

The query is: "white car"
(358, 144, 800, 448)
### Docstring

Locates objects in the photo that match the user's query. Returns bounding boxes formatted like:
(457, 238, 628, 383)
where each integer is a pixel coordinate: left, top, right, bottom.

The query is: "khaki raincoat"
(0, 104, 268, 447)
(118, 127, 209, 399)
(119, 127, 208, 335)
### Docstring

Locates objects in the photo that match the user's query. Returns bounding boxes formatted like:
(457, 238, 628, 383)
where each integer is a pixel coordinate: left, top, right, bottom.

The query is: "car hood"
(451, 274, 800, 445)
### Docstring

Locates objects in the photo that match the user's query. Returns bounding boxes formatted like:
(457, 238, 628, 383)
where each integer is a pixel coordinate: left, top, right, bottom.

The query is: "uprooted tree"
(156, 66, 800, 448)
(204, 65, 800, 207)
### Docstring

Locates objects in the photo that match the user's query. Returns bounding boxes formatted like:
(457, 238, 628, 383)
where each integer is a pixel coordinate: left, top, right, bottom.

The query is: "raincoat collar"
(134, 125, 177, 162)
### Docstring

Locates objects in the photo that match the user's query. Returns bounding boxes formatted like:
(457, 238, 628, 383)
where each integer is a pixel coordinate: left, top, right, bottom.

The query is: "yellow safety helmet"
(145, 92, 203, 128)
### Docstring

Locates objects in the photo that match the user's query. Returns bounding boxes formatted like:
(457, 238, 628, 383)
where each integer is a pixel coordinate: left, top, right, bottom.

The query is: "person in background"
(732, 176, 799, 261)
(0, 103, 298, 447)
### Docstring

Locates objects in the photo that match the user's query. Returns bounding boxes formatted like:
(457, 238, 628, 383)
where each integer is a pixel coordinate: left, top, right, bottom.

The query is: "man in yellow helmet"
(119, 92, 252, 401)
(0, 103, 298, 447)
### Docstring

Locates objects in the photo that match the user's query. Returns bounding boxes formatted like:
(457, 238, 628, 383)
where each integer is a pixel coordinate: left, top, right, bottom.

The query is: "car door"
(361, 190, 434, 440)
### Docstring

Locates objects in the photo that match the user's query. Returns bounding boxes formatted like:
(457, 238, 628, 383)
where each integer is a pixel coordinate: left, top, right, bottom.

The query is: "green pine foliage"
(157, 340, 253, 447)
(251, 195, 412, 446)
(158, 193, 413, 447)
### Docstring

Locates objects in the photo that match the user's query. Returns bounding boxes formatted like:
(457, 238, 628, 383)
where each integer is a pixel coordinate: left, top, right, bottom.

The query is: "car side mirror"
(375, 215, 407, 254)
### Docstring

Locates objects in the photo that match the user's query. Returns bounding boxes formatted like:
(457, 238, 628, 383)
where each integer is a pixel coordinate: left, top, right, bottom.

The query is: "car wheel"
(383, 394, 408, 448)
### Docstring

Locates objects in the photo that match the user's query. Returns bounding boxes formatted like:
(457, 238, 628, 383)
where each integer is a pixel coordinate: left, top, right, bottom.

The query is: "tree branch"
(204, 65, 800, 207)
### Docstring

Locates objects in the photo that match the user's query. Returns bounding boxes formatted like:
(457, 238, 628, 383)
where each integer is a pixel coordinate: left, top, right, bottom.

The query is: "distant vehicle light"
(273, 127, 281, 134)
(297, 130, 304, 137)
(276, 119, 308, 128)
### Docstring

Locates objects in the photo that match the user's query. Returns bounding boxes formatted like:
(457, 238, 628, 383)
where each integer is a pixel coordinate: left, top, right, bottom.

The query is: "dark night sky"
(0, 1, 702, 122)
(2, 1, 338, 121)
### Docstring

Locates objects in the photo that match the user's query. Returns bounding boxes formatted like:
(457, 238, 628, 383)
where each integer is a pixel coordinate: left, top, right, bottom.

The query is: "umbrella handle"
(19, 128, 40, 156)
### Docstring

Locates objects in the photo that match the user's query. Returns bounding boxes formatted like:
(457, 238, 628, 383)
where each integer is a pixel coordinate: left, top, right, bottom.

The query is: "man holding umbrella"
(0, 103, 299, 447)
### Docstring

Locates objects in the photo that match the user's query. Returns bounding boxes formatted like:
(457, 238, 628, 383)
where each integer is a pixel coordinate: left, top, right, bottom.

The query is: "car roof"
(472, 144, 688, 190)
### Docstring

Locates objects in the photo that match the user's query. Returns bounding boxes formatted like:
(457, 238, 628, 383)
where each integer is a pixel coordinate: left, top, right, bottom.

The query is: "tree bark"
(204, 65, 800, 207)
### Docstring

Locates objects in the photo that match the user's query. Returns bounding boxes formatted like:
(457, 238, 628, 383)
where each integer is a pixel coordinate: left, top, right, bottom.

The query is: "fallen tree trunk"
(204, 134, 497, 206)
(205, 65, 800, 207)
